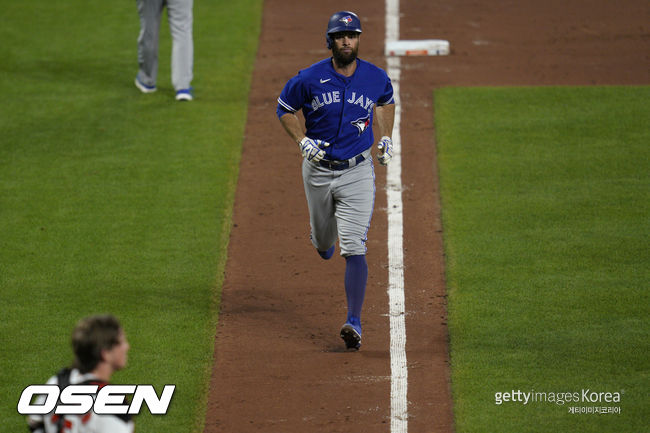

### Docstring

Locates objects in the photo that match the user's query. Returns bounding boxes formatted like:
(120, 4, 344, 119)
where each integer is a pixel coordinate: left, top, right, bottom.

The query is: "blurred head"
(72, 314, 129, 374)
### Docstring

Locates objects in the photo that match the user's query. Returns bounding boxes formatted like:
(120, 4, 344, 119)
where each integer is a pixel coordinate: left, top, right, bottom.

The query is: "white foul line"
(385, 0, 408, 432)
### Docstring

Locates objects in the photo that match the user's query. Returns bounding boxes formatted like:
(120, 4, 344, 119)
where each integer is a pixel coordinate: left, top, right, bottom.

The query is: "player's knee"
(310, 231, 336, 251)
(339, 237, 368, 257)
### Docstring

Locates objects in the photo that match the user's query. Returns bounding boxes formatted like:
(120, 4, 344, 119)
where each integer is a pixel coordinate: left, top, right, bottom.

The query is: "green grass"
(0, 0, 262, 431)
(435, 86, 649, 432)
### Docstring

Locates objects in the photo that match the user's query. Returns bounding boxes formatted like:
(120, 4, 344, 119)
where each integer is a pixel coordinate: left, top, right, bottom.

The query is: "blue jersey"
(277, 58, 394, 161)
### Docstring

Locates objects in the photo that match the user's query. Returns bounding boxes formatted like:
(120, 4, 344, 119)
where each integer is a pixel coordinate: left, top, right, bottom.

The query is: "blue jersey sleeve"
(277, 73, 306, 118)
(377, 72, 395, 106)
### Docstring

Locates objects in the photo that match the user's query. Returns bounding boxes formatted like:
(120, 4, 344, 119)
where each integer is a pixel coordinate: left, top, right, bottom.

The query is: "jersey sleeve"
(276, 73, 307, 118)
(377, 72, 395, 106)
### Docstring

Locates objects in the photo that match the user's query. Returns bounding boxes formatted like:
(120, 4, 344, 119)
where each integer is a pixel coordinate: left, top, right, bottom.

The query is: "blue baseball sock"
(344, 255, 368, 325)
(318, 245, 335, 260)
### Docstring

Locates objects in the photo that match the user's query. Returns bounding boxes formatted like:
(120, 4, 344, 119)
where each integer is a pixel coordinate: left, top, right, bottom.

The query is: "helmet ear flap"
(326, 35, 332, 49)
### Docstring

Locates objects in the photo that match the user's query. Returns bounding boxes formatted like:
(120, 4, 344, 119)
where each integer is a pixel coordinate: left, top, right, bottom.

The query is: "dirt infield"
(203, 1, 648, 432)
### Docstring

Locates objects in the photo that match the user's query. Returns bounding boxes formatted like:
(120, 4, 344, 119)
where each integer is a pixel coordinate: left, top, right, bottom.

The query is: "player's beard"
(332, 43, 358, 67)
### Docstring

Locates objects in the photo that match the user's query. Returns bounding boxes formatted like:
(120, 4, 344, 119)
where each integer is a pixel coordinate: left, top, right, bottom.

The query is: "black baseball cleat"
(340, 322, 362, 350)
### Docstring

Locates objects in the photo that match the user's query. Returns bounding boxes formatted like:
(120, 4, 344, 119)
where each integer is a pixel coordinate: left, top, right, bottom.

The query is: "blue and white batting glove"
(377, 136, 393, 166)
(299, 137, 330, 163)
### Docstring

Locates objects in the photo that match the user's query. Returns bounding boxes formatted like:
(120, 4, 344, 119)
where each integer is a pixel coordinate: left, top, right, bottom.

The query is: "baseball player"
(277, 11, 395, 350)
(27, 315, 134, 433)
(134, 0, 194, 101)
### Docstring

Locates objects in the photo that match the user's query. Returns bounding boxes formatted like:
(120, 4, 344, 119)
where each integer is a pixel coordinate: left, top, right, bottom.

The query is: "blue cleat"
(175, 88, 193, 101)
(340, 320, 362, 350)
(134, 77, 157, 93)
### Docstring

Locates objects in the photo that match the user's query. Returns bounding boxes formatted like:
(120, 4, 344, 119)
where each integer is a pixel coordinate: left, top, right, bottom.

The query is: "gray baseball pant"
(136, 0, 193, 91)
(302, 150, 375, 257)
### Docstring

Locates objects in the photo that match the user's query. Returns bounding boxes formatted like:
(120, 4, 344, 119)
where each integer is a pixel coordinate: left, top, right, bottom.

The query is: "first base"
(385, 39, 450, 56)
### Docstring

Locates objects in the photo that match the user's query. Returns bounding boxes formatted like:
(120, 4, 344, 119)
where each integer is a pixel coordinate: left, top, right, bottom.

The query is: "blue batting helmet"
(326, 11, 362, 49)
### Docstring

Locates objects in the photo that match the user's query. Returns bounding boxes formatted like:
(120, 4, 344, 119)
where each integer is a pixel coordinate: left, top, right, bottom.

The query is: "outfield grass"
(435, 86, 649, 432)
(0, 1, 262, 431)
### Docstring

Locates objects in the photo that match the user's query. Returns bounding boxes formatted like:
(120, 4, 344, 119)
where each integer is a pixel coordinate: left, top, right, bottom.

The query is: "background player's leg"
(167, 0, 194, 92)
(136, 0, 164, 89)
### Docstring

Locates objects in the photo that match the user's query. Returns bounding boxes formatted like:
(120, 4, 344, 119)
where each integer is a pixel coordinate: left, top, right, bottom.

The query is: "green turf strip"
(435, 86, 649, 432)
(0, 1, 262, 432)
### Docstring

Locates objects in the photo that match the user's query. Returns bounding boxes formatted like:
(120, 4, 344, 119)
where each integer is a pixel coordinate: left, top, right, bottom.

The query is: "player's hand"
(377, 136, 393, 166)
(299, 137, 330, 162)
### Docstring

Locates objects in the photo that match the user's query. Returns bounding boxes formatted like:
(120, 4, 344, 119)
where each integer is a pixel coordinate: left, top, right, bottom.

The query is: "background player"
(134, 0, 194, 101)
(276, 11, 395, 350)
(27, 314, 134, 433)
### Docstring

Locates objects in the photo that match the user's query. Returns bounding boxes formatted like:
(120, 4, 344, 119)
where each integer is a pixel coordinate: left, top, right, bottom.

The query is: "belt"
(318, 153, 366, 171)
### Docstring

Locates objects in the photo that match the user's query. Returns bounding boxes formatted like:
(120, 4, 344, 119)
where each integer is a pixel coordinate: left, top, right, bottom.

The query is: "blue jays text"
(311, 91, 375, 113)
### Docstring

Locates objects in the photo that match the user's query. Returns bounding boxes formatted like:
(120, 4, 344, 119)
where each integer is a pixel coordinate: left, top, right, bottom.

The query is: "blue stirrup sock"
(344, 255, 368, 324)
(318, 245, 335, 260)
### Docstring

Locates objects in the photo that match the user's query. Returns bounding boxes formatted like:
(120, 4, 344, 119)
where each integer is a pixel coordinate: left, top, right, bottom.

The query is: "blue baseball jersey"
(277, 58, 394, 161)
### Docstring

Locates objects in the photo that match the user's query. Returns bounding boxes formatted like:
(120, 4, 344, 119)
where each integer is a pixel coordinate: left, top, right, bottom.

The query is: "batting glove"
(299, 137, 330, 163)
(377, 136, 393, 166)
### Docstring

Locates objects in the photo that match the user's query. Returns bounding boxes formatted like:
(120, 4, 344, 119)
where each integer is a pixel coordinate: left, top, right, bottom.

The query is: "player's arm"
(279, 112, 306, 145)
(375, 103, 395, 140)
(279, 112, 330, 162)
(375, 103, 395, 165)
(277, 75, 309, 145)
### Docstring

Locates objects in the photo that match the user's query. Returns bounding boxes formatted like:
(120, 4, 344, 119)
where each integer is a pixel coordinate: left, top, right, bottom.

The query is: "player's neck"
(332, 58, 357, 77)
(91, 362, 114, 382)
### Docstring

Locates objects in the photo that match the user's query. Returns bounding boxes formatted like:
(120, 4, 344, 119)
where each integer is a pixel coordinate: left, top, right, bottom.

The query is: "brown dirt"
(203, 0, 648, 432)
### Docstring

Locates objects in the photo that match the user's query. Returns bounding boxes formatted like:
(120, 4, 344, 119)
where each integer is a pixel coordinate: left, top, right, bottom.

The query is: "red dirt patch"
(203, 1, 648, 431)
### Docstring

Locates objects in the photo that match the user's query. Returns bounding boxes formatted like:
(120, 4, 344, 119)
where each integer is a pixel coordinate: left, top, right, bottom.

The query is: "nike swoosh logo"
(320, 78, 331, 83)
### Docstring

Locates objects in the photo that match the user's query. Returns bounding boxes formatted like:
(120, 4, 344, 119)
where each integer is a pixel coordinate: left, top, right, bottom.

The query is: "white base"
(385, 39, 450, 56)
